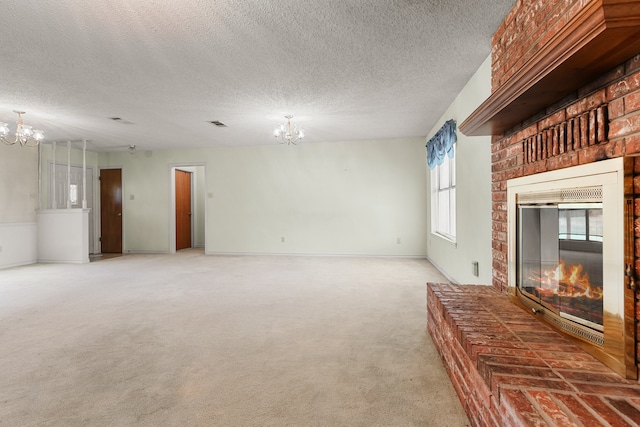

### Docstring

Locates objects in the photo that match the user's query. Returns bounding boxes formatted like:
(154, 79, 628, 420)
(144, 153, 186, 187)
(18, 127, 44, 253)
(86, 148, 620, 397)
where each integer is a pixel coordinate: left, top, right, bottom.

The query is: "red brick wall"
(490, 2, 640, 368)
(491, 0, 585, 90)
(634, 158, 640, 362)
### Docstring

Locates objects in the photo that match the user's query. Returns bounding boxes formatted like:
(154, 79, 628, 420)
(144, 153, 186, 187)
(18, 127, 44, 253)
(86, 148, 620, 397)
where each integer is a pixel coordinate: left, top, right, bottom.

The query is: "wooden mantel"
(459, 0, 640, 137)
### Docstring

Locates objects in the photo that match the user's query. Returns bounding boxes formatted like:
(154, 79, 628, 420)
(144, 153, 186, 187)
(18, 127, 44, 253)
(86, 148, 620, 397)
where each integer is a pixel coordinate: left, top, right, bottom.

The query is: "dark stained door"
(176, 169, 192, 250)
(100, 168, 122, 253)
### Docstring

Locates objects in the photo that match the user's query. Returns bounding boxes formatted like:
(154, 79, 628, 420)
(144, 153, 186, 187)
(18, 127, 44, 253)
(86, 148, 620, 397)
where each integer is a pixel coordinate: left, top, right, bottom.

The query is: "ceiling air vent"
(208, 120, 227, 127)
(109, 117, 134, 124)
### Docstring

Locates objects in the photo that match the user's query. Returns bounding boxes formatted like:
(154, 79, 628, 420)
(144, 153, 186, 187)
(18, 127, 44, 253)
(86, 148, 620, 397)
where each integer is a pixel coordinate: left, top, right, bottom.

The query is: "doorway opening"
(170, 165, 205, 253)
(175, 169, 192, 251)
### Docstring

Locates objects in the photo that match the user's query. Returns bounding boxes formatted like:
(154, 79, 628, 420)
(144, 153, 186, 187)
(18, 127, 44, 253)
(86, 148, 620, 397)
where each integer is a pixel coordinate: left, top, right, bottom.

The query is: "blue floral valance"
(426, 119, 457, 169)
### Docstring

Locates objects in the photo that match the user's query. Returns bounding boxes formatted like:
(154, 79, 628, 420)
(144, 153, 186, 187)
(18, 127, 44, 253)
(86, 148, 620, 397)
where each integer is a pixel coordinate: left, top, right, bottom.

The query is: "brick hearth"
(427, 283, 640, 426)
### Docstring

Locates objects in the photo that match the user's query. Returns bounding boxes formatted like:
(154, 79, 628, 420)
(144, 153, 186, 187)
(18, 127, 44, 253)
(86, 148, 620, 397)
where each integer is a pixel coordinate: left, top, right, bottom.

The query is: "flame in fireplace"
(529, 260, 603, 300)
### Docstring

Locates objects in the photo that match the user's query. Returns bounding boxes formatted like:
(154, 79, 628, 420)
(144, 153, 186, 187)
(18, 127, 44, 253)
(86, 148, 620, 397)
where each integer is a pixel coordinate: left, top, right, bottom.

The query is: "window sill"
(431, 231, 456, 246)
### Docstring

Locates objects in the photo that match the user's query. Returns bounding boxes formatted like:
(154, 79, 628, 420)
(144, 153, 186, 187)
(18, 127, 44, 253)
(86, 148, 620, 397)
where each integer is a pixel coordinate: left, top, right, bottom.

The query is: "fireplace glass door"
(518, 203, 603, 332)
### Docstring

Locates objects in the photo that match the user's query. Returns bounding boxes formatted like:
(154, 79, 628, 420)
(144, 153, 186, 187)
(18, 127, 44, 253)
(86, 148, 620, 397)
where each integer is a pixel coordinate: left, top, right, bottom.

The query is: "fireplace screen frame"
(517, 196, 605, 345)
(507, 157, 636, 378)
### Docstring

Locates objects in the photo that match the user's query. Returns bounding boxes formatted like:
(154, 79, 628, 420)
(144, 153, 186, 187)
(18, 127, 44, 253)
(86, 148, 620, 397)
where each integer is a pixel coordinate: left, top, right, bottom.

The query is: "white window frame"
(431, 152, 456, 242)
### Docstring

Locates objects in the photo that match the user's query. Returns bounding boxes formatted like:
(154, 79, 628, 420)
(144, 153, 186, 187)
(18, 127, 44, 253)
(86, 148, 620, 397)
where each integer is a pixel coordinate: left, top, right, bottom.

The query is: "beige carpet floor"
(0, 250, 468, 426)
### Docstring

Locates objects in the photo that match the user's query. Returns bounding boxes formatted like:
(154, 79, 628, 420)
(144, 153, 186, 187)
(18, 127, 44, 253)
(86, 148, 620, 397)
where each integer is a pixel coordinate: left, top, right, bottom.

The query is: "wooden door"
(100, 168, 122, 253)
(176, 169, 192, 250)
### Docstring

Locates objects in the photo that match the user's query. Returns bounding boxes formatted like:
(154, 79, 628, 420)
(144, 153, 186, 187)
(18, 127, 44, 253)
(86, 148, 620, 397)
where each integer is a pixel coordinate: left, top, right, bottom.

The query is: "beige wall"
(0, 143, 38, 222)
(2, 78, 495, 264)
(426, 55, 493, 284)
(0, 143, 39, 267)
(99, 137, 429, 256)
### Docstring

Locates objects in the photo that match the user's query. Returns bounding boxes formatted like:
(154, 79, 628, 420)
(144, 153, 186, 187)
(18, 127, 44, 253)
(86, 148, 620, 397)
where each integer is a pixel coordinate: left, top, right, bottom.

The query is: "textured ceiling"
(0, 0, 514, 151)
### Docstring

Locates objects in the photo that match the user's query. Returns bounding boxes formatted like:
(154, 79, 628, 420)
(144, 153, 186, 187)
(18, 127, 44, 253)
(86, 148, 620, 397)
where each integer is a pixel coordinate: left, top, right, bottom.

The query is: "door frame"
(169, 163, 206, 253)
(175, 168, 192, 251)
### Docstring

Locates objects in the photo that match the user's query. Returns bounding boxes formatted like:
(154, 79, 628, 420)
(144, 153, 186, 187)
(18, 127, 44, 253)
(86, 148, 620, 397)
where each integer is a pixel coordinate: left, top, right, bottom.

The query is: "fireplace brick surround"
(426, 0, 640, 425)
(490, 29, 640, 375)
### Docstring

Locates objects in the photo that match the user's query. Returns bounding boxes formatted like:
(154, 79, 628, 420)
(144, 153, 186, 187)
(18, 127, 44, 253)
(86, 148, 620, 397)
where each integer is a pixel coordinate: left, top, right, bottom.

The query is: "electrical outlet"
(396, 237, 401, 244)
(130, 194, 135, 200)
(472, 261, 479, 277)
(281, 237, 285, 243)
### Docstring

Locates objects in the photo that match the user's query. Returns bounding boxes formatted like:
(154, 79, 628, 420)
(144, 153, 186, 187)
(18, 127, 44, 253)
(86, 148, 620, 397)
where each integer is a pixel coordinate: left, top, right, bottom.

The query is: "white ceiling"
(0, 0, 514, 152)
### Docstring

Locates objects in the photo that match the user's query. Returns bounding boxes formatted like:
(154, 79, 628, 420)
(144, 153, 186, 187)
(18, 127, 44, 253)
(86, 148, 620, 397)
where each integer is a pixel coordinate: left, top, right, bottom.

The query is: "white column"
(67, 141, 71, 209)
(82, 139, 87, 209)
(37, 142, 42, 211)
(52, 141, 57, 209)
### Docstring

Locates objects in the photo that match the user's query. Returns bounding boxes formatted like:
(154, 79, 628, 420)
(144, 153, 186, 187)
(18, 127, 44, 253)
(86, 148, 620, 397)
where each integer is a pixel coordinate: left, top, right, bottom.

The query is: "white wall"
(426, 55, 493, 284)
(195, 166, 205, 247)
(0, 222, 37, 268)
(99, 138, 429, 256)
(0, 143, 39, 268)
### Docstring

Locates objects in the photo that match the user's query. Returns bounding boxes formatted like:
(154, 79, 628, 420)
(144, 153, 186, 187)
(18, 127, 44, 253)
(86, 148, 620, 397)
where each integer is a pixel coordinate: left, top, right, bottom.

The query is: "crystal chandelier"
(0, 111, 45, 146)
(273, 115, 304, 145)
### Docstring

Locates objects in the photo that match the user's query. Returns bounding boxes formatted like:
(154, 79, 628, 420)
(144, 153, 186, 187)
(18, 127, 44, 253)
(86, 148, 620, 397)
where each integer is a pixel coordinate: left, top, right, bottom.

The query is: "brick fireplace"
(427, 0, 640, 425)
(506, 158, 627, 372)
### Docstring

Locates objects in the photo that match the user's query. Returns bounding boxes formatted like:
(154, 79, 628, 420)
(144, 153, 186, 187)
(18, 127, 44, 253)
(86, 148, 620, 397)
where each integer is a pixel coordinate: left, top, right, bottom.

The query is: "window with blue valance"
(426, 119, 457, 170)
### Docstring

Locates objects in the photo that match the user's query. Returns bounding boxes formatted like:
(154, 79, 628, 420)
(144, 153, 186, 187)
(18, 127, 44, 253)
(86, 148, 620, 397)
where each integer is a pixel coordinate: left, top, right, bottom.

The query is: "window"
(431, 152, 456, 240)
(426, 119, 457, 242)
(69, 184, 78, 206)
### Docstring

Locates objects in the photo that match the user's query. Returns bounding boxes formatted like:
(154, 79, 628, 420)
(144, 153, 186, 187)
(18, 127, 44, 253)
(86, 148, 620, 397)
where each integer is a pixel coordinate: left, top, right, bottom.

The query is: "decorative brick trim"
(523, 105, 608, 164)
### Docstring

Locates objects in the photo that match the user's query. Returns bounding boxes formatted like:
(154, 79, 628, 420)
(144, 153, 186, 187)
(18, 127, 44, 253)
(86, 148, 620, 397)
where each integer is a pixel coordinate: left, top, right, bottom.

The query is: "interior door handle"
(117, 213, 122, 216)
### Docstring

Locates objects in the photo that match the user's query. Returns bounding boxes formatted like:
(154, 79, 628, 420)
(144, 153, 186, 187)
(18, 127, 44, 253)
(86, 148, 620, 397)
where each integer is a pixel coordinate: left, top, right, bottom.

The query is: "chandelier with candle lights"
(273, 115, 304, 145)
(0, 111, 45, 146)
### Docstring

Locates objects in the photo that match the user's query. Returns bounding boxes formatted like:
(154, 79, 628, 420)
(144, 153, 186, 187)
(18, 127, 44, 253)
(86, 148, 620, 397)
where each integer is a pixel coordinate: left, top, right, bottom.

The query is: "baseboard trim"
(38, 258, 89, 264)
(426, 256, 459, 285)
(0, 260, 37, 269)
(205, 250, 428, 259)
(123, 250, 172, 254)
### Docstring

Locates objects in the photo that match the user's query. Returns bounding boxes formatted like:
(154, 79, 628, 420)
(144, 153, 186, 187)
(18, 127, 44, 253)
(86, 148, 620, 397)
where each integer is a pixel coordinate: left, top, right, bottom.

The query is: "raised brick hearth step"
(426, 283, 640, 426)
